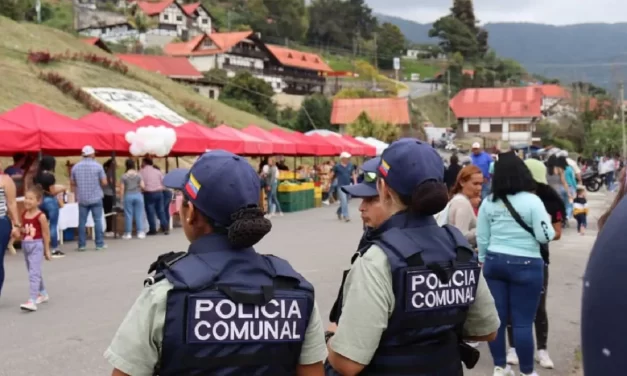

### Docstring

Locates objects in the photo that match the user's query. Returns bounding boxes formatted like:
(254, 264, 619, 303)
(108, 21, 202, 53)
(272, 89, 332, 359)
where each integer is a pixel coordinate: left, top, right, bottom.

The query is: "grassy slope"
(0, 16, 278, 129)
(412, 92, 450, 127)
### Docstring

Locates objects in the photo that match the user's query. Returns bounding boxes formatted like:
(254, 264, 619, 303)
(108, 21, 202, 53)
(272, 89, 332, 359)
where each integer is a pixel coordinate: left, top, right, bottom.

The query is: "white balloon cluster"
(125, 126, 177, 157)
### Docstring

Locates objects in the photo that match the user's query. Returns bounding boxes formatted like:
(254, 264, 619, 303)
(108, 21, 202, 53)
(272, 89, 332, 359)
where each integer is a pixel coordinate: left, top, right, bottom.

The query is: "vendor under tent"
(270, 129, 317, 155)
(213, 125, 273, 155)
(0, 117, 40, 155)
(356, 136, 388, 156)
(80, 112, 138, 154)
(1, 103, 113, 155)
(243, 125, 297, 155)
(135, 116, 206, 155)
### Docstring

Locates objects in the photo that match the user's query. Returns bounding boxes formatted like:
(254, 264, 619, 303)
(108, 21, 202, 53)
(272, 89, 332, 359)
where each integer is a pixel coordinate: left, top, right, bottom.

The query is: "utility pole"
(446, 69, 451, 127)
(620, 82, 626, 158)
(35, 0, 41, 23)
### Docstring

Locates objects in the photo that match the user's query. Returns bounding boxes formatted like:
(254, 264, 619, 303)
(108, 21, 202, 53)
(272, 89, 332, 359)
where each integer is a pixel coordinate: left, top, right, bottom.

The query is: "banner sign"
(84, 88, 187, 125)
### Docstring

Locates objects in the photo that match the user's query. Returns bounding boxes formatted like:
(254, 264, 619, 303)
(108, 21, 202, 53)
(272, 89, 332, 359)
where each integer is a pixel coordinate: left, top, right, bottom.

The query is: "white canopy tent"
(356, 136, 388, 156)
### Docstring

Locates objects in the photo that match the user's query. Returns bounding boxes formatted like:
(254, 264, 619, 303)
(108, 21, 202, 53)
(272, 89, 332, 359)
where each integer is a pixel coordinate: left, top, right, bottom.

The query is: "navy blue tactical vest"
(156, 234, 315, 376)
(327, 213, 480, 376)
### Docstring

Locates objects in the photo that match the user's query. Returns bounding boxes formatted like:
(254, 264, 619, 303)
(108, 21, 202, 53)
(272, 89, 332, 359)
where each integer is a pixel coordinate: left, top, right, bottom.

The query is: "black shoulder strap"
(144, 251, 188, 287)
(501, 196, 535, 237)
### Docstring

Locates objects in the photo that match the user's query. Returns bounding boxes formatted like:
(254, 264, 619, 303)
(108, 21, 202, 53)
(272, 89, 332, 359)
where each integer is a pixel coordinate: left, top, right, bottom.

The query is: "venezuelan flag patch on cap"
(378, 159, 390, 177)
(185, 173, 201, 199)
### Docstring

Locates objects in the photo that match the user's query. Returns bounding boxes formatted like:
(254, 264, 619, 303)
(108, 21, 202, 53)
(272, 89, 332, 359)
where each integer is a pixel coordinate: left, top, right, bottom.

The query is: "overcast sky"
(366, 0, 627, 25)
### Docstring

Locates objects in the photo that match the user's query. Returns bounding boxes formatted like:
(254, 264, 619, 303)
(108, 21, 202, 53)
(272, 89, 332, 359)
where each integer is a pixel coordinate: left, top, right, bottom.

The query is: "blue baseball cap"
(163, 150, 260, 227)
(376, 138, 443, 196)
(342, 157, 381, 198)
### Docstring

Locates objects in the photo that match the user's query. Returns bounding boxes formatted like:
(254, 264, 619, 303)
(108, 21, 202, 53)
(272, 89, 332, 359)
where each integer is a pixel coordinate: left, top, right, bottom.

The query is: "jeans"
(575, 214, 588, 232)
(267, 182, 282, 214)
(143, 191, 167, 232)
(336, 186, 349, 219)
(605, 171, 614, 188)
(0, 216, 11, 297)
(483, 252, 544, 374)
(481, 182, 491, 199)
(163, 190, 173, 226)
(124, 192, 144, 234)
(78, 201, 105, 248)
(507, 263, 550, 350)
(566, 187, 575, 219)
(40, 195, 59, 249)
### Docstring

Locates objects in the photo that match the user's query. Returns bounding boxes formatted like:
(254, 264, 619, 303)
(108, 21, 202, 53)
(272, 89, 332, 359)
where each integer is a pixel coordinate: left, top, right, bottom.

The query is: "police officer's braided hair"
(400, 180, 449, 216)
(227, 205, 272, 248)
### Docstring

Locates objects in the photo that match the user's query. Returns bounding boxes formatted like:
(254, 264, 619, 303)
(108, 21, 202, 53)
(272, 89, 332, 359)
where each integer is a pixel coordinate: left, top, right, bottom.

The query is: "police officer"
(325, 139, 500, 375)
(328, 157, 383, 325)
(104, 150, 327, 376)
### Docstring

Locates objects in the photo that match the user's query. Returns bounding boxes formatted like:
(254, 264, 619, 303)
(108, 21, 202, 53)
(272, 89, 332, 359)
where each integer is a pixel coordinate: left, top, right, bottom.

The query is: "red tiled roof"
(136, 0, 178, 16)
(532, 84, 570, 98)
(116, 54, 203, 79)
(182, 2, 200, 16)
(330, 98, 410, 125)
(450, 87, 542, 118)
(164, 31, 253, 57)
(265, 45, 332, 72)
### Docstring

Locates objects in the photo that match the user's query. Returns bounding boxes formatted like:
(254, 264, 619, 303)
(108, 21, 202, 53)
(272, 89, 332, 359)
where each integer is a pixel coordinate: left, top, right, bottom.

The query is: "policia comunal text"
(325, 138, 500, 376)
(104, 150, 328, 376)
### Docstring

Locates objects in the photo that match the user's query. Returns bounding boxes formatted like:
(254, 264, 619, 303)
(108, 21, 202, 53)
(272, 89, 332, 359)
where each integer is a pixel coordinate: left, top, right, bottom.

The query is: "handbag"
(501, 196, 550, 264)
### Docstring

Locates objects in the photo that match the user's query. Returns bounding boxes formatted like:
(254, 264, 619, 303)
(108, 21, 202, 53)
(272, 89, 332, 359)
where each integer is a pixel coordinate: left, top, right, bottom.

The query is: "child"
(19, 186, 51, 312)
(573, 187, 589, 235)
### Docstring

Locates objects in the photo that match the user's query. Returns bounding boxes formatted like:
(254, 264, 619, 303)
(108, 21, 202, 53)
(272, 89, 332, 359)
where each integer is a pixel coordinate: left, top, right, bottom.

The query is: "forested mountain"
(376, 13, 627, 87)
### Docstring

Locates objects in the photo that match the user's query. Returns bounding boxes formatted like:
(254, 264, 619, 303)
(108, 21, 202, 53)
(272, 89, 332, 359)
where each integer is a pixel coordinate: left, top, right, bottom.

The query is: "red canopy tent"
(0, 103, 113, 155)
(242, 125, 297, 155)
(342, 135, 376, 156)
(0, 117, 40, 155)
(213, 125, 273, 155)
(182, 122, 251, 154)
(134, 116, 206, 155)
(80, 112, 138, 154)
(304, 133, 341, 156)
(269, 129, 317, 155)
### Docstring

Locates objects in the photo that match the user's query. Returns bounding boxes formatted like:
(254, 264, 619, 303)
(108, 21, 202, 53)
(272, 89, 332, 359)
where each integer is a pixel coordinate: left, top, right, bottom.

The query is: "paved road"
(0, 192, 605, 376)
(398, 82, 437, 98)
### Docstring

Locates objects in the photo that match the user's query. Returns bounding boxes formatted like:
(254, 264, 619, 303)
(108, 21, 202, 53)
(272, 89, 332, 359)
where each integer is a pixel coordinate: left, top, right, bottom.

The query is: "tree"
(306, 0, 348, 47)
(584, 120, 622, 155)
(495, 58, 525, 84)
(428, 16, 478, 60)
(343, 0, 378, 41)
(376, 22, 405, 70)
(220, 72, 277, 121)
(0, 0, 31, 21)
(243, 0, 307, 41)
(292, 94, 333, 132)
(346, 112, 400, 143)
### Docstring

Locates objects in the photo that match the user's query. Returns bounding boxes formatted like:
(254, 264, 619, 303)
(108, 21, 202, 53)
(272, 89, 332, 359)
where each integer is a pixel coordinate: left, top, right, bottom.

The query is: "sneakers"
(492, 366, 515, 376)
(20, 300, 37, 312)
(507, 348, 519, 365)
(105, 231, 115, 238)
(51, 250, 65, 258)
(536, 349, 554, 369)
(36, 293, 49, 304)
(137, 232, 146, 239)
(96, 244, 108, 251)
(465, 341, 480, 348)
(521, 373, 539, 376)
(122, 233, 132, 240)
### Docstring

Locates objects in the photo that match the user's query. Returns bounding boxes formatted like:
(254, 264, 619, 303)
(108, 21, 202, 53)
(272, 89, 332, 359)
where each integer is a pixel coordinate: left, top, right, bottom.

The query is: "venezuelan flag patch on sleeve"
(185, 173, 201, 199)
(378, 159, 390, 177)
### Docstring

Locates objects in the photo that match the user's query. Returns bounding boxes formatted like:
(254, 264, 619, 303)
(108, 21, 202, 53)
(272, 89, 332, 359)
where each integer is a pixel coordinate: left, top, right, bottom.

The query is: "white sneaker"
(466, 341, 480, 348)
(105, 231, 115, 238)
(507, 348, 520, 365)
(535, 349, 554, 369)
(20, 300, 37, 311)
(493, 366, 515, 376)
(36, 294, 49, 304)
(122, 233, 132, 240)
(521, 372, 539, 376)
(137, 232, 146, 239)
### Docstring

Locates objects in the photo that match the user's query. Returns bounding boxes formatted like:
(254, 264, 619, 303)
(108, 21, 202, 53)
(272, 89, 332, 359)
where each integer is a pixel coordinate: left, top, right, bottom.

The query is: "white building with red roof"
(164, 32, 331, 94)
(449, 87, 543, 144)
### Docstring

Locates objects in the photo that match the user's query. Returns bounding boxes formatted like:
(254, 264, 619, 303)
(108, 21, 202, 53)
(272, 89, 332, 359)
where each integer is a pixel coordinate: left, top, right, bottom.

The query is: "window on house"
(202, 18, 208, 24)
(163, 14, 169, 21)
(176, 15, 183, 21)
(468, 124, 480, 133)
(209, 89, 215, 99)
(224, 57, 230, 66)
(490, 123, 503, 133)
(510, 123, 530, 132)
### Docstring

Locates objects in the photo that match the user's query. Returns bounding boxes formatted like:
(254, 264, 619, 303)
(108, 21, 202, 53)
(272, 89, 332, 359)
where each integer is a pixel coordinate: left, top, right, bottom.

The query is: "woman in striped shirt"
(0, 167, 21, 298)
